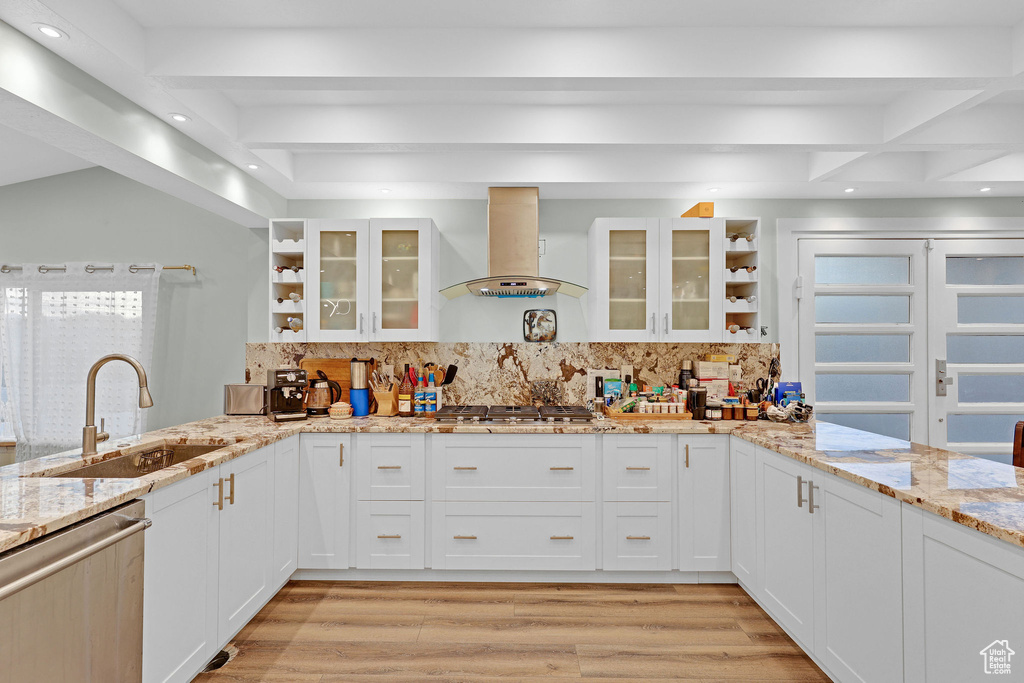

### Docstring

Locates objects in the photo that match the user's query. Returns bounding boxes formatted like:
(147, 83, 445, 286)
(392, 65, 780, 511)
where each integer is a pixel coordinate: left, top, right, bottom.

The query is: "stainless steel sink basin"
(49, 444, 228, 479)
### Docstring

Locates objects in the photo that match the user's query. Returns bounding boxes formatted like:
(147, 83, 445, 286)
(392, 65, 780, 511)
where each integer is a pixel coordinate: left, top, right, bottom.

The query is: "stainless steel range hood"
(440, 187, 587, 299)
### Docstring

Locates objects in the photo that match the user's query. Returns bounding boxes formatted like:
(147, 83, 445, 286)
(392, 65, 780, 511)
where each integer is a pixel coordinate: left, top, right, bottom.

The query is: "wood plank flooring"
(194, 581, 830, 682)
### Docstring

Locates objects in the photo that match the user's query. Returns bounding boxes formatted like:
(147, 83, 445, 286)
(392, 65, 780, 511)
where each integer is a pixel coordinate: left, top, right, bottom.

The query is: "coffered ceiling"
(2, 0, 1024, 212)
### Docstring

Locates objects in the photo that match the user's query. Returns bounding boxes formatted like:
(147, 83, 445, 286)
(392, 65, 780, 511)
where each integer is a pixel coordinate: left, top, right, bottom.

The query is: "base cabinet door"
(217, 445, 274, 644)
(602, 502, 672, 571)
(729, 436, 757, 585)
(756, 447, 817, 649)
(298, 434, 352, 569)
(142, 467, 220, 683)
(355, 501, 425, 569)
(678, 435, 730, 571)
(272, 435, 300, 585)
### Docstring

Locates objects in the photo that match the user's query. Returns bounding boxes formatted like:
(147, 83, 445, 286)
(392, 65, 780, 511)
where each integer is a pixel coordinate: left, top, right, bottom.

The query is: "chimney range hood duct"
(440, 187, 587, 299)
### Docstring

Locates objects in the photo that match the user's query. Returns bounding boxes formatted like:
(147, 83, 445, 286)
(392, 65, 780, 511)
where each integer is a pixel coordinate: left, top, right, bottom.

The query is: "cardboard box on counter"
(696, 361, 729, 380)
(699, 379, 730, 400)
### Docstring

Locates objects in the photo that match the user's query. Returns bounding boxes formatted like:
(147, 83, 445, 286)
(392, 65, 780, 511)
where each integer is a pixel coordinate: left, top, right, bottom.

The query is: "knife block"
(374, 384, 399, 417)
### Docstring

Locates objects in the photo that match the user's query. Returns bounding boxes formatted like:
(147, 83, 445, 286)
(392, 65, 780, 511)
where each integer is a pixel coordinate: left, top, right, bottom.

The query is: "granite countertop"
(1, 414, 1022, 554)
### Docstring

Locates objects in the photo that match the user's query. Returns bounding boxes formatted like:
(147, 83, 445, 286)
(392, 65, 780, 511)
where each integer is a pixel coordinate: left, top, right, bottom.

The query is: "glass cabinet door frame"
(307, 218, 371, 342)
(657, 217, 725, 343)
(368, 217, 438, 342)
(590, 217, 661, 342)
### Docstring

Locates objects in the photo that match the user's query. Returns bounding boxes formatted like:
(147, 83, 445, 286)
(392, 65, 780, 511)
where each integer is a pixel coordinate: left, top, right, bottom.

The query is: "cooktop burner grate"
(538, 405, 594, 422)
(486, 405, 541, 420)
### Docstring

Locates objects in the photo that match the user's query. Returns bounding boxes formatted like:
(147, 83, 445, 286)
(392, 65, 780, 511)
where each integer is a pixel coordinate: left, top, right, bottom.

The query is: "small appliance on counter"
(268, 368, 308, 422)
(305, 370, 342, 418)
(224, 384, 266, 415)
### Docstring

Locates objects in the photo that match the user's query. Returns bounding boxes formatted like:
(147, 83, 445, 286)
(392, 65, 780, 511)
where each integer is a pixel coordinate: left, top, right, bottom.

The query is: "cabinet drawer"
(355, 433, 425, 500)
(355, 501, 425, 569)
(602, 502, 672, 571)
(431, 501, 596, 570)
(602, 435, 672, 501)
(432, 434, 596, 502)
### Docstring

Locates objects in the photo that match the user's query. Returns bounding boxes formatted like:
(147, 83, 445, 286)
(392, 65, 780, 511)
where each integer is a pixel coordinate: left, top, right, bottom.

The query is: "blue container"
(350, 388, 370, 416)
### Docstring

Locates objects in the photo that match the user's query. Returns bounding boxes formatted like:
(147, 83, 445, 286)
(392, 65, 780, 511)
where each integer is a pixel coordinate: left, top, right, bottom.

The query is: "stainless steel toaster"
(224, 384, 266, 415)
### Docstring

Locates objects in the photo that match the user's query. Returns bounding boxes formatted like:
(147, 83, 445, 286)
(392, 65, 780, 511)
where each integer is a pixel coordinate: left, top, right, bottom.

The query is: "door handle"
(372, 312, 377, 333)
(664, 313, 669, 335)
(226, 473, 235, 505)
(808, 482, 820, 514)
(339, 443, 344, 467)
(936, 359, 954, 396)
(685, 443, 690, 468)
(797, 475, 808, 508)
(650, 313, 656, 334)
(213, 478, 224, 511)
(359, 313, 364, 334)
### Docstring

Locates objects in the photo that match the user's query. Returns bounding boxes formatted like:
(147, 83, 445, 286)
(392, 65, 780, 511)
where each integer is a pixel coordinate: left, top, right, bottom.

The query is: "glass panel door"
(928, 241, 1024, 463)
(608, 230, 649, 331)
(307, 218, 369, 341)
(379, 229, 419, 331)
(670, 230, 710, 331)
(658, 218, 723, 342)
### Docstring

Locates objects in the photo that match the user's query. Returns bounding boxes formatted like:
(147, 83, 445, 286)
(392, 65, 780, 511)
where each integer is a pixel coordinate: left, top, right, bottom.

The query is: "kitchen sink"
(46, 443, 230, 479)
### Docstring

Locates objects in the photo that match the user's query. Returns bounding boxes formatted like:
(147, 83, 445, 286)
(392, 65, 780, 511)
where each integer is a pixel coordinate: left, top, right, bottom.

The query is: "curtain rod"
(0, 264, 197, 275)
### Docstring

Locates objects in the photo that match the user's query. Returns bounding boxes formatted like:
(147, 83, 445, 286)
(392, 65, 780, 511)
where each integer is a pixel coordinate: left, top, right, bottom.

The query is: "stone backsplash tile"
(247, 342, 780, 406)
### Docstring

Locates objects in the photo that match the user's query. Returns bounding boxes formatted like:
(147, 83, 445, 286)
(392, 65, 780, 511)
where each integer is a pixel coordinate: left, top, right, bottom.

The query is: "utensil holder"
(374, 384, 400, 416)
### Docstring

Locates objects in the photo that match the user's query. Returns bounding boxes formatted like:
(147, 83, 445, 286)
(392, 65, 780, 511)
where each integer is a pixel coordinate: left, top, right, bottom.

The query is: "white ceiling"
(2, 0, 1024, 203)
(0, 124, 93, 187)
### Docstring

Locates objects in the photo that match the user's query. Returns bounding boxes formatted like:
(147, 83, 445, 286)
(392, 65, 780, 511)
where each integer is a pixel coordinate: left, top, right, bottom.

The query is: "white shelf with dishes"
(724, 218, 760, 340)
(269, 219, 307, 341)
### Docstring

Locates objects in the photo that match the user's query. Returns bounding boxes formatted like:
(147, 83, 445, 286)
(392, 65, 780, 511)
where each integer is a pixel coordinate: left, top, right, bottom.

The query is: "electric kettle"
(305, 370, 342, 417)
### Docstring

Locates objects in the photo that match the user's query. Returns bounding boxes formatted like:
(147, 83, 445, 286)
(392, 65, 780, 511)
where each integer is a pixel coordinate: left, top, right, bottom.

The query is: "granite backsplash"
(246, 342, 779, 406)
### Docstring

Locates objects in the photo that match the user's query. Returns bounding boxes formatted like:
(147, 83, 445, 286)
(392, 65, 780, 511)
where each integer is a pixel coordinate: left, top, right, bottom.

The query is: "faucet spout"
(83, 354, 154, 455)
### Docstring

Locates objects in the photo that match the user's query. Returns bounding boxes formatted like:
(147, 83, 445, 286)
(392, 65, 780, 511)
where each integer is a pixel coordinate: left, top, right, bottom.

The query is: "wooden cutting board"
(298, 357, 376, 403)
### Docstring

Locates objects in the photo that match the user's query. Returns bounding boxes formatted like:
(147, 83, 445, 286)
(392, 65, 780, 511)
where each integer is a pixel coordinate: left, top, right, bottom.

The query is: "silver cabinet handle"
(664, 313, 669, 334)
(0, 517, 152, 602)
(797, 475, 808, 508)
(359, 313, 364, 334)
(625, 466, 650, 471)
(372, 312, 377, 333)
(650, 313, 655, 334)
(808, 482, 820, 514)
(377, 465, 402, 470)
(377, 534, 401, 539)
(626, 535, 651, 540)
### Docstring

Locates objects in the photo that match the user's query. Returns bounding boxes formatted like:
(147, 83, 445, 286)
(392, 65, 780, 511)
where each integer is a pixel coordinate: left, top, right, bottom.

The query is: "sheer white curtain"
(0, 263, 161, 461)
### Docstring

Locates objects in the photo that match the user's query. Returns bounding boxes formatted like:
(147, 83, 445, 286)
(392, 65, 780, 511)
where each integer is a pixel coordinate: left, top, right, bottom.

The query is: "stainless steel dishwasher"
(0, 499, 150, 683)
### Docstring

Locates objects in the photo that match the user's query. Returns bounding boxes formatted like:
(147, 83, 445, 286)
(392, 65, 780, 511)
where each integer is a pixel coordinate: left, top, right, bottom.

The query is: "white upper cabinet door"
(297, 434, 352, 569)
(307, 219, 371, 341)
(368, 218, 439, 341)
(589, 218, 661, 342)
(658, 218, 725, 342)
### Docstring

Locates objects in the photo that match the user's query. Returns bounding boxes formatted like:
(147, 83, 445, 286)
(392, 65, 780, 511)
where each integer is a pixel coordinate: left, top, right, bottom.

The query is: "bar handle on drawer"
(625, 466, 650, 471)
(550, 466, 574, 471)
(626, 535, 652, 540)
(453, 535, 477, 540)
(550, 535, 575, 540)
(377, 534, 402, 539)
(377, 465, 402, 470)
(453, 466, 477, 470)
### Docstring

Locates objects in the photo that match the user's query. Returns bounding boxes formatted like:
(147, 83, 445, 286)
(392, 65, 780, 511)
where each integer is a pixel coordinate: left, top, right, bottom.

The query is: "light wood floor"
(195, 581, 830, 682)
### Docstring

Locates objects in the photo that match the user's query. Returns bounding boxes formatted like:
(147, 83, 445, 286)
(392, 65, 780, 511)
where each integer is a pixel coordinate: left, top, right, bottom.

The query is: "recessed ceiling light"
(980, 187, 992, 192)
(707, 188, 719, 193)
(246, 163, 260, 170)
(168, 113, 191, 123)
(844, 187, 856, 193)
(380, 188, 392, 194)
(36, 25, 64, 39)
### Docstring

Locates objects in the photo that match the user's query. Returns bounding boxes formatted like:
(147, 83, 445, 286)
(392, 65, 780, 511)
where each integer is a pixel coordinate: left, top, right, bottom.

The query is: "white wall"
(0, 167, 253, 430)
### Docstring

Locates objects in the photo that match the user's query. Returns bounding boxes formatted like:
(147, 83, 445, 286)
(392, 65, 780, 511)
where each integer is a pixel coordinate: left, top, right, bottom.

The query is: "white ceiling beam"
(808, 151, 869, 181)
(925, 150, 1011, 181)
(146, 27, 1013, 80)
(882, 90, 986, 141)
(240, 104, 881, 146)
(902, 104, 1024, 145)
(944, 153, 1024, 181)
(823, 153, 926, 183)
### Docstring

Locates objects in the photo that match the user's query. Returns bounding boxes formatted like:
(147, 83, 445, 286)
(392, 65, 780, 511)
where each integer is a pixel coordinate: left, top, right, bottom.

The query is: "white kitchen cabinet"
(678, 435, 731, 572)
(729, 436, 757, 585)
(588, 217, 726, 342)
(755, 445, 818, 649)
(602, 434, 672, 502)
(142, 467, 220, 683)
(217, 445, 275, 644)
(902, 505, 1024, 683)
(272, 435, 300, 586)
(602, 501, 672, 571)
(268, 219, 307, 341)
(306, 217, 439, 342)
(355, 433, 425, 501)
(298, 433, 352, 569)
(355, 501, 425, 569)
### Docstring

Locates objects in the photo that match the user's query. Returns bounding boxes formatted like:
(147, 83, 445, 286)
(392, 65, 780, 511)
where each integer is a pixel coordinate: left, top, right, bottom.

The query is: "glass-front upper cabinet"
(307, 218, 438, 341)
(588, 217, 724, 342)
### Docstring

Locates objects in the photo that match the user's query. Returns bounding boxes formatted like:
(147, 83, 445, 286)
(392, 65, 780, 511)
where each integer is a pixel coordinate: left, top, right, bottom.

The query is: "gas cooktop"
(434, 404, 594, 424)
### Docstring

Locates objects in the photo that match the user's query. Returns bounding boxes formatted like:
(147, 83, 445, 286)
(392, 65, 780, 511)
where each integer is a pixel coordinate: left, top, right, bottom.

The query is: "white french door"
(797, 237, 1024, 463)
(927, 240, 1024, 461)
(797, 240, 929, 443)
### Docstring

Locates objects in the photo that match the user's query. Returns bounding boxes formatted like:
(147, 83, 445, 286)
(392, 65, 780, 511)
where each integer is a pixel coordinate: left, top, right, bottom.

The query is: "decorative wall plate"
(523, 309, 557, 342)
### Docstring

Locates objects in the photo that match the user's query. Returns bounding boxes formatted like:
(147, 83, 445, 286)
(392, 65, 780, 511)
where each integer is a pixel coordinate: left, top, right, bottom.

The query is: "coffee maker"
(267, 368, 308, 422)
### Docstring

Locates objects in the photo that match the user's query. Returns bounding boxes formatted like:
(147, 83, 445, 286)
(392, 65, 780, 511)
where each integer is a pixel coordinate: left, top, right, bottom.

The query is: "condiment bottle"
(398, 364, 414, 417)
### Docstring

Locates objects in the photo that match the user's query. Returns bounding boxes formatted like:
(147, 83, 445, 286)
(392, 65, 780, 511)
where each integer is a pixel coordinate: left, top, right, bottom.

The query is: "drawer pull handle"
(626, 466, 651, 471)
(550, 466, 574, 471)
(453, 466, 477, 470)
(453, 535, 477, 540)
(377, 534, 402, 539)
(626, 535, 652, 540)
(550, 535, 574, 540)
(685, 443, 690, 468)
(378, 465, 402, 470)
(339, 443, 344, 467)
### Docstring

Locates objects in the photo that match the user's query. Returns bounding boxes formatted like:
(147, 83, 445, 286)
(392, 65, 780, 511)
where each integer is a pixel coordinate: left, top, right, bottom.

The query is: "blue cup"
(350, 388, 370, 416)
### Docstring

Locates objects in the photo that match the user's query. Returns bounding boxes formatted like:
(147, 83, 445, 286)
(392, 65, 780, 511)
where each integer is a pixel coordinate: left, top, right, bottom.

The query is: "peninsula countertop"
(1, 414, 1022, 554)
